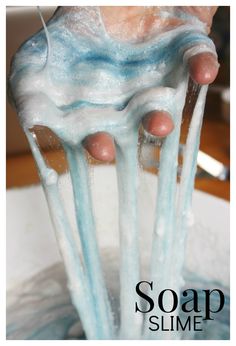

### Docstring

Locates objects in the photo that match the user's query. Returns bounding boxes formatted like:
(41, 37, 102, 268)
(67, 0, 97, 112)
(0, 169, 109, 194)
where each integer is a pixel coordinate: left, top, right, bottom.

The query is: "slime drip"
(9, 7, 217, 340)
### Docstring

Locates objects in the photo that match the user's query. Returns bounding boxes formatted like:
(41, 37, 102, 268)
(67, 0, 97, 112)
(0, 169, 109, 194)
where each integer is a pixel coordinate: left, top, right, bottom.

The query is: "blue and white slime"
(9, 6, 220, 340)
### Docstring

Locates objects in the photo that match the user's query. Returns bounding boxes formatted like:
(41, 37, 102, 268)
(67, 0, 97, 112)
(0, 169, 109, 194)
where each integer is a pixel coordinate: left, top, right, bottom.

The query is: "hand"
(83, 6, 219, 162)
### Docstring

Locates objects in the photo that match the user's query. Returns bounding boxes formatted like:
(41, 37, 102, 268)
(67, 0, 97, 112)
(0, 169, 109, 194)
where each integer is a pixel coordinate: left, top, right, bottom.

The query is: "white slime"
(9, 6, 216, 340)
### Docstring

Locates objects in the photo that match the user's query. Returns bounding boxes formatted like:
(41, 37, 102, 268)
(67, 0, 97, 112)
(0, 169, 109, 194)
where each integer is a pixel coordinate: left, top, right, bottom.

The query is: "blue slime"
(9, 6, 228, 340)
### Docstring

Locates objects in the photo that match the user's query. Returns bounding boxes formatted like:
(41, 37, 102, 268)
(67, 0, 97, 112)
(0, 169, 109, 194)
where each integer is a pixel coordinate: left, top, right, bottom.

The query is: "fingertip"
(84, 132, 115, 162)
(143, 110, 174, 138)
(188, 52, 219, 85)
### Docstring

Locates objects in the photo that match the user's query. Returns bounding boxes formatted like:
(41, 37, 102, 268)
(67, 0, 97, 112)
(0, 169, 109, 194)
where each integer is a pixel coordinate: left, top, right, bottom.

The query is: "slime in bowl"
(8, 6, 229, 340)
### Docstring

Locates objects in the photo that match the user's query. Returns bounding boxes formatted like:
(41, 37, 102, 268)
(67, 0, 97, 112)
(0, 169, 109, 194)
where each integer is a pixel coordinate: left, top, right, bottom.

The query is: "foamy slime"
(9, 6, 216, 340)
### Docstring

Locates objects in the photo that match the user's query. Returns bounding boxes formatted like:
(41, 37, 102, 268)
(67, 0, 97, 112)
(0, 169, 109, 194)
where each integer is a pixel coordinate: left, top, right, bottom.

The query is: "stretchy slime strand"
(9, 7, 216, 339)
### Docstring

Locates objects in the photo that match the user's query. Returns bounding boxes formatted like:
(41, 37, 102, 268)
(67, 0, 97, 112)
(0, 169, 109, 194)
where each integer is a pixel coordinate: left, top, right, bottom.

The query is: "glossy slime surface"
(9, 6, 221, 340)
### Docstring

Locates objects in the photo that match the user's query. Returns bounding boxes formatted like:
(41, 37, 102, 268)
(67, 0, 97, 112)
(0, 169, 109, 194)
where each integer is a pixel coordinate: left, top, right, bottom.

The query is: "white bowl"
(6, 166, 230, 339)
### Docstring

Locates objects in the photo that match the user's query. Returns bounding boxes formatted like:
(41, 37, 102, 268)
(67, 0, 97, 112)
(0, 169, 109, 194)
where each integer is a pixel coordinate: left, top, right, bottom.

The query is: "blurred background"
(6, 6, 230, 199)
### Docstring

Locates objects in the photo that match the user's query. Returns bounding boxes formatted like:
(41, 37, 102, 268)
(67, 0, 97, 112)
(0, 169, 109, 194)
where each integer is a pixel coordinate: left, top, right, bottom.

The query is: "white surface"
(6, 166, 229, 290)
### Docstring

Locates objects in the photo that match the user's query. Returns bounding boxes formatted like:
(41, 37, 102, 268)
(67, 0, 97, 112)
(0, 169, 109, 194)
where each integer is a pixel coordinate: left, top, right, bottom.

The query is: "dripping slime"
(9, 7, 218, 339)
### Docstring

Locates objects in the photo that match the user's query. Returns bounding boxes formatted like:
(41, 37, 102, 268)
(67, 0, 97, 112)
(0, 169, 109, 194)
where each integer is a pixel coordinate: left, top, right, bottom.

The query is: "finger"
(188, 52, 219, 85)
(182, 7, 218, 33)
(83, 132, 115, 162)
(142, 110, 174, 138)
